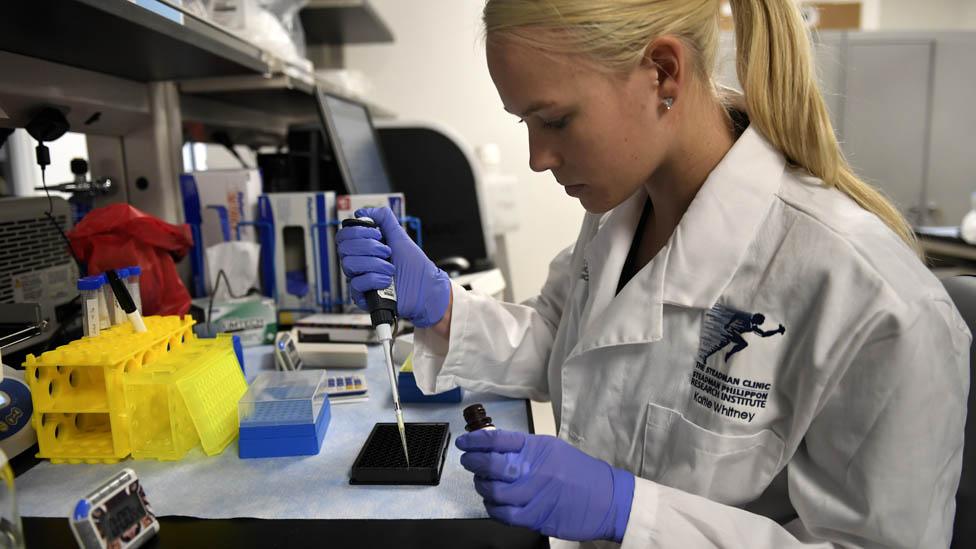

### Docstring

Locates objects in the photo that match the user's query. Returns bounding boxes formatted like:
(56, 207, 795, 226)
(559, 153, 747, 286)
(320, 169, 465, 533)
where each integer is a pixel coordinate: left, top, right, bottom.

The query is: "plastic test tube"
(101, 272, 125, 326)
(125, 265, 142, 314)
(94, 274, 111, 330)
(77, 276, 102, 337)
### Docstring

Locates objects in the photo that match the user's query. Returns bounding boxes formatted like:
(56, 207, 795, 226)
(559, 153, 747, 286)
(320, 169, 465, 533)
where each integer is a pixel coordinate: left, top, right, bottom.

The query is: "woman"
(336, 0, 970, 547)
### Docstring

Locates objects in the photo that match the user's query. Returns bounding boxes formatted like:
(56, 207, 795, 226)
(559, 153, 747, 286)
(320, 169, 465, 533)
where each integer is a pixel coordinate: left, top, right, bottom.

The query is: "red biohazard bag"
(68, 204, 193, 316)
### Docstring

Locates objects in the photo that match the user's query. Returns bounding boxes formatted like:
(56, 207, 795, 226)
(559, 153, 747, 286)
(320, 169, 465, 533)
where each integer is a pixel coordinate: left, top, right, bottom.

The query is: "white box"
(261, 192, 339, 323)
(335, 193, 406, 310)
(181, 169, 262, 249)
(180, 170, 263, 296)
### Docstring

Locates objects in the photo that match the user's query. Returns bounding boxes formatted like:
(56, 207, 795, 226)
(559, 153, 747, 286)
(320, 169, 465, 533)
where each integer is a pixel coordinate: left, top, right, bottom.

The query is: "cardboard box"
(180, 169, 263, 297)
(193, 295, 277, 346)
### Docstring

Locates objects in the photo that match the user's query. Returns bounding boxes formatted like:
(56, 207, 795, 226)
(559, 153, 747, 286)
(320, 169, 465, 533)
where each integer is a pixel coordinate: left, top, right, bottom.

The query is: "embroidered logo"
(698, 306, 785, 365)
(688, 305, 784, 424)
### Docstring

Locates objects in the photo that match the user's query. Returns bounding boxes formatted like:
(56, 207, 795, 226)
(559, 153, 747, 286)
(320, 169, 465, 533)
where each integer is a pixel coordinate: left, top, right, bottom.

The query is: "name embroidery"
(690, 305, 785, 423)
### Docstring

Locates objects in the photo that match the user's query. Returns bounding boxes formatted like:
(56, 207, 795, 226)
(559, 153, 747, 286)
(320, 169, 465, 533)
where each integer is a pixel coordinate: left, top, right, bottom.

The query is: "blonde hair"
(484, 0, 920, 254)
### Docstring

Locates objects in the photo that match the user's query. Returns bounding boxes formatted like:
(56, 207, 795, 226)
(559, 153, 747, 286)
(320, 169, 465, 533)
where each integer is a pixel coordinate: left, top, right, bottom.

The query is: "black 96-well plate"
(349, 422, 451, 486)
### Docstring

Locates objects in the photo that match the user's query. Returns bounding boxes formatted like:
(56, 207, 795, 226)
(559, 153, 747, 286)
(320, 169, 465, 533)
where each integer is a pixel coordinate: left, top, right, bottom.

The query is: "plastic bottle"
(463, 403, 496, 432)
(961, 192, 976, 244)
(77, 276, 102, 337)
(124, 266, 143, 314)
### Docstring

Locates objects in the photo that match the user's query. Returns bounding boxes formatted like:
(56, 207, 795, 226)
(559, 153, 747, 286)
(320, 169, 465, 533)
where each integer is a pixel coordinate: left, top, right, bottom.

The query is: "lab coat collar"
(571, 127, 785, 358)
(662, 126, 786, 309)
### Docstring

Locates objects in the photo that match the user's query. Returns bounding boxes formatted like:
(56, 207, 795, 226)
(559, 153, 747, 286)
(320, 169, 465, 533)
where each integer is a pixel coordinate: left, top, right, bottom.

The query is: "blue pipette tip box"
(238, 371, 331, 459)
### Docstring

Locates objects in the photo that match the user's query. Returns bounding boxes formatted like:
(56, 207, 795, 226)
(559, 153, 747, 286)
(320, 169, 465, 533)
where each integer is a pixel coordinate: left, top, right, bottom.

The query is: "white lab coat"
(412, 127, 971, 548)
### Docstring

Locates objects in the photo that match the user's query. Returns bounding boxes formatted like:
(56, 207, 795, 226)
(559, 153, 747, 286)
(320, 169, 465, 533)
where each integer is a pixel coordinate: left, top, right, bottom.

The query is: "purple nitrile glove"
(335, 206, 451, 328)
(456, 429, 635, 543)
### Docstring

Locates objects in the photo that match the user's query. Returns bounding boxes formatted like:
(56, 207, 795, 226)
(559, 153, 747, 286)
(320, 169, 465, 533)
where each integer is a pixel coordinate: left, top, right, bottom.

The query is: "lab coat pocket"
(641, 403, 785, 506)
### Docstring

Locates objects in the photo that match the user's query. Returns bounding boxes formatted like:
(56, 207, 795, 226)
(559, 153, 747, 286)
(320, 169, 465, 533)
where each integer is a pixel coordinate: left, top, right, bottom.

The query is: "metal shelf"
(179, 72, 395, 144)
(301, 0, 394, 45)
(0, 0, 271, 83)
(180, 73, 316, 121)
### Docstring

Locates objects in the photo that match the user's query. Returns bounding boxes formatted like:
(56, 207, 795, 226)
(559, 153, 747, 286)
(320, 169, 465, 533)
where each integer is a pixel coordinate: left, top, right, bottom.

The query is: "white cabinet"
(841, 39, 934, 224)
(924, 33, 976, 226)
(718, 30, 976, 228)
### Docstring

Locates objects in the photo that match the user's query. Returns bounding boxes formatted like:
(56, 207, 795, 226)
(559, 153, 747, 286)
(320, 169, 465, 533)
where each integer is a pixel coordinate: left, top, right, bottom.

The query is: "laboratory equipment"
(324, 373, 368, 403)
(95, 274, 110, 329)
(340, 217, 409, 466)
(349, 423, 450, 486)
(34, 158, 114, 225)
(0, 309, 41, 460)
(258, 192, 340, 321)
(105, 269, 146, 333)
(315, 90, 394, 196)
(238, 371, 331, 459)
(463, 403, 495, 432)
(0, 196, 79, 352)
(69, 468, 158, 549)
(337, 207, 449, 328)
(78, 276, 102, 338)
(293, 312, 377, 344)
(25, 316, 196, 463)
(293, 339, 369, 369)
(124, 333, 246, 460)
(335, 194, 405, 310)
(273, 331, 303, 371)
(375, 120, 497, 275)
(274, 326, 370, 369)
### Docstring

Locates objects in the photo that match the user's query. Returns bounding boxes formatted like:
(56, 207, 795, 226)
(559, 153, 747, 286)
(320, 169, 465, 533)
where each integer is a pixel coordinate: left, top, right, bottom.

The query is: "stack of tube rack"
(24, 317, 247, 463)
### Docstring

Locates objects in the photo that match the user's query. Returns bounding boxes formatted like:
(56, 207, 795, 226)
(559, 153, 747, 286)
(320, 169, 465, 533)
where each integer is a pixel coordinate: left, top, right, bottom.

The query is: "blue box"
(397, 370, 463, 404)
(239, 371, 331, 458)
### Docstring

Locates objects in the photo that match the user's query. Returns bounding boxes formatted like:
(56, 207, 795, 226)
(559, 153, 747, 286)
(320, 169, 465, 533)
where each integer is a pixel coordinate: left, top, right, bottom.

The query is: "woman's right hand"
(336, 206, 452, 328)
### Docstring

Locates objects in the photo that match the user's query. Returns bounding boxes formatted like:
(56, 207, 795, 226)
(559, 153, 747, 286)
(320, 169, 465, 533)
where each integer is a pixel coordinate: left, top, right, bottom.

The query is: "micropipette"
(341, 217, 410, 466)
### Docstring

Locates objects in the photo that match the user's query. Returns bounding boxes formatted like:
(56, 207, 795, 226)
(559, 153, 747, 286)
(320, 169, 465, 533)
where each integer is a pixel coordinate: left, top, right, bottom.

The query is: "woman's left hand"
(457, 429, 635, 542)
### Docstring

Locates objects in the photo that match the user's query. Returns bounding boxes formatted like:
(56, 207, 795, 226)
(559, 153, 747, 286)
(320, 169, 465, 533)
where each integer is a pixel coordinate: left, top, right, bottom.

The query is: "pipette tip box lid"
(349, 422, 451, 486)
(238, 371, 331, 459)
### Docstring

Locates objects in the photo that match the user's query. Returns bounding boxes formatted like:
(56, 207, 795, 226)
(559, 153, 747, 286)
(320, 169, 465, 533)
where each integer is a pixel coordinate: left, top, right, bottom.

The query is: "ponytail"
(728, 0, 919, 254)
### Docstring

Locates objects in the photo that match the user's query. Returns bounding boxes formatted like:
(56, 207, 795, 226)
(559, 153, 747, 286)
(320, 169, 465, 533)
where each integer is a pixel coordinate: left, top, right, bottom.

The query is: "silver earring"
(662, 97, 674, 111)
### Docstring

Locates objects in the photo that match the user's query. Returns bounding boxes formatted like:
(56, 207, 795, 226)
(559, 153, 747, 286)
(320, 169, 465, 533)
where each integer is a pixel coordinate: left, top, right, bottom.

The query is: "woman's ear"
(640, 36, 685, 108)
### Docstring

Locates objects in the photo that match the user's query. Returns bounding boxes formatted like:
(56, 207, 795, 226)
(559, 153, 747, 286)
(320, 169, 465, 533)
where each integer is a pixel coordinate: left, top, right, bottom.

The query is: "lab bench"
(14, 344, 547, 548)
(917, 226, 976, 278)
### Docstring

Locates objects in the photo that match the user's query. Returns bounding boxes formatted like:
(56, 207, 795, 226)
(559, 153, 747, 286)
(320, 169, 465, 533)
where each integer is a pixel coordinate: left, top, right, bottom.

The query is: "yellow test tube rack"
(125, 334, 247, 460)
(24, 316, 245, 463)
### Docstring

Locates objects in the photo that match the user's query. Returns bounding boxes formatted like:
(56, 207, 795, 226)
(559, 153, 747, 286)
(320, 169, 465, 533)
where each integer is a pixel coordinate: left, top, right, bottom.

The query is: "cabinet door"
(842, 40, 934, 225)
(923, 33, 976, 226)
(812, 32, 847, 137)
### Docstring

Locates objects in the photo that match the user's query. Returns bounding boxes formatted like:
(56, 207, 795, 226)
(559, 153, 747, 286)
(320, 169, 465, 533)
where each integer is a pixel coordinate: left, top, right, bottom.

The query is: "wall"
(5, 129, 87, 200)
(343, 0, 582, 303)
(879, 0, 976, 30)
